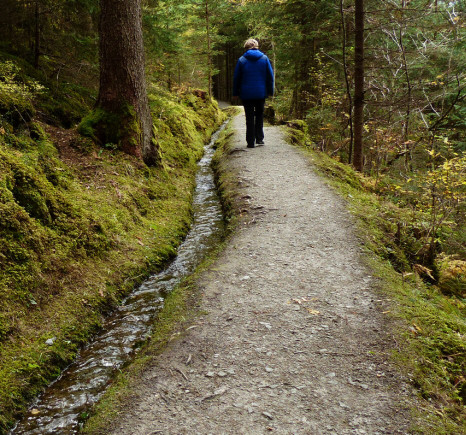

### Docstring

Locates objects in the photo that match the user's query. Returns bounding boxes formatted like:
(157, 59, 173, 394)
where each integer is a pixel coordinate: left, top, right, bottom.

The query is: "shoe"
(256, 140, 265, 146)
(247, 144, 255, 148)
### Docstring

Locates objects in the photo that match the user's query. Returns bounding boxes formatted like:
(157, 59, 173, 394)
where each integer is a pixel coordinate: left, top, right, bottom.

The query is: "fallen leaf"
(306, 308, 320, 315)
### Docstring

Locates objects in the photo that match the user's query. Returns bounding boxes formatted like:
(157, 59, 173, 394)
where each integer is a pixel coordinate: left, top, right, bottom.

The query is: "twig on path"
(176, 367, 189, 381)
(198, 386, 228, 402)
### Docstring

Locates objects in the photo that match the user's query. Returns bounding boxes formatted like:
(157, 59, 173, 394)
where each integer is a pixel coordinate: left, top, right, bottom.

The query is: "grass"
(0, 54, 226, 433)
(286, 126, 465, 434)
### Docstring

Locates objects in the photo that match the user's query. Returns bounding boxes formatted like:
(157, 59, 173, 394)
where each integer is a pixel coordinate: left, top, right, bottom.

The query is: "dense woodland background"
(0, 0, 464, 432)
(1, 0, 464, 271)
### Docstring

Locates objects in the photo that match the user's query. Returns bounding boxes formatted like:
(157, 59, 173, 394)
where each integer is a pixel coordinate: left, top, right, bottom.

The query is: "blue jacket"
(233, 49, 274, 100)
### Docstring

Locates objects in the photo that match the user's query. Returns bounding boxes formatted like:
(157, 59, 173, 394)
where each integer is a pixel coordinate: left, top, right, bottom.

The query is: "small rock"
(205, 371, 215, 377)
(259, 322, 272, 330)
(262, 411, 274, 420)
(213, 386, 227, 396)
(318, 349, 328, 354)
(265, 367, 274, 373)
(218, 371, 227, 377)
(45, 337, 56, 346)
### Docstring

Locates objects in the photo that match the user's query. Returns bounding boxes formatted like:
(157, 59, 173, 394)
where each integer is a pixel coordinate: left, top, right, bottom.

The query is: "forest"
(0, 0, 464, 433)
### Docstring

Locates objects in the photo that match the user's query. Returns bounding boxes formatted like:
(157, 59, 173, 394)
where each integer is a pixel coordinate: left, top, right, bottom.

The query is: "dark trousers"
(243, 98, 265, 146)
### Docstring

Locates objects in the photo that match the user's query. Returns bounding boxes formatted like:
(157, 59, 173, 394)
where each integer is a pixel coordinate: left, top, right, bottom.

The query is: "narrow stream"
(12, 122, 228, 434)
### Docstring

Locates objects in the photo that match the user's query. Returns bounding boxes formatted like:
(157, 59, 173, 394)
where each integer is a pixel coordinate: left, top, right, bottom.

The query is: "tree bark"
(34, 1, 40, 69)
(353, 0, 364, 172)
(96, 0, 159, 166)
(340, 0, 353, 164)
(205, 0, 212, 97)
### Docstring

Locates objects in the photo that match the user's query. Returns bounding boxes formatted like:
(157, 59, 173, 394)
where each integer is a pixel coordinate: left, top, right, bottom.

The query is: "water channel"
(12, 121, 228, 434)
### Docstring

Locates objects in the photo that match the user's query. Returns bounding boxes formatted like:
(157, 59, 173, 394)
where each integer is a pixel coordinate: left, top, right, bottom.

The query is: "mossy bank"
(286, 123, 465, 433)
(0, 54, 225, 432)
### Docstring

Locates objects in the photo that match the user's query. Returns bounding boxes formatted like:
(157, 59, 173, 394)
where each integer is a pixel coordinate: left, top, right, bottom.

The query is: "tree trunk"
(34, 1, 40, 69)
(340, 0, 353, 164)
(353, 0, 364, 171)
(95, 0, 159, 166)
(205, 0, 213, 97)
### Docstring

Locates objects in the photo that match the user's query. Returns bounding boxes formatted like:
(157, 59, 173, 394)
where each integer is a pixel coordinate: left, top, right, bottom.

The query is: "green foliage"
(0, 60, 44, 128)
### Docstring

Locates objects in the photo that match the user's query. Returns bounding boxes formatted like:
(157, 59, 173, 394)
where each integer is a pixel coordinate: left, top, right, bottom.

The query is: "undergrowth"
(286, 125, 465, 433)
(0, 54, 225, 432)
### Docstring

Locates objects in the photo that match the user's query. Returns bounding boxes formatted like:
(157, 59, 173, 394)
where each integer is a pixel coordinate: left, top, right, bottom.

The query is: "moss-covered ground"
(0, 53, 225, 432)
(286, 126, 465, 434)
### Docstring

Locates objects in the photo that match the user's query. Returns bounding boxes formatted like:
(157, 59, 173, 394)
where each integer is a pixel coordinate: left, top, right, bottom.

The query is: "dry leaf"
(306, 308, 320, 315)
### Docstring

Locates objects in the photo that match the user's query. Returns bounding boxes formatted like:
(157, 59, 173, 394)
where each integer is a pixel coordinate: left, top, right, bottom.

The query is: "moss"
(78, 107, 113, 142)
(37, 83, 93, 128)
(211, 119, 242, 226)
(0, 85, 224, 432)
(437, 256, 466, 298)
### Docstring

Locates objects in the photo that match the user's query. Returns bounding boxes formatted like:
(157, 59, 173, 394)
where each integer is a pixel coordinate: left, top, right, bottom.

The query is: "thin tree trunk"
(340, 0, 353, 164)
(205, 0, 212, 97)
(34, 1, 40, 68)
(353, 0, 364, 172)
(96, 0, 159, 166)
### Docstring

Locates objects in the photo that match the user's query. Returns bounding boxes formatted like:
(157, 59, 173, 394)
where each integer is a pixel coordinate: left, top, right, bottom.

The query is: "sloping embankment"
(0, 72, 225, 432)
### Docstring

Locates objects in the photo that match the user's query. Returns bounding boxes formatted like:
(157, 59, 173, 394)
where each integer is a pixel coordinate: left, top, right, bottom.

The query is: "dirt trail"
(106, 111, 413, 434)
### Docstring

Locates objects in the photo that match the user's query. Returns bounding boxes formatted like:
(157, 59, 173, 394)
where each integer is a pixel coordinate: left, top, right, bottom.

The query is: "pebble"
(205, 371, 215, 377)
(45, 337, 56, 346)
(259, 322, 272, 330)
(265, 366, 274, 372)
(262, 411, 274, 420)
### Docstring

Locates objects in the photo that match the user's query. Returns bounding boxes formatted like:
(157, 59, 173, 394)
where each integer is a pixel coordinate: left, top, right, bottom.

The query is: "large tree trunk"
(95, 0, 159, 166)
(353, 0, 364, 171)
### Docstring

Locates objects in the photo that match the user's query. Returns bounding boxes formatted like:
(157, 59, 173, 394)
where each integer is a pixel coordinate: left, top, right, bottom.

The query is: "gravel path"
(106, 111, 413, 434)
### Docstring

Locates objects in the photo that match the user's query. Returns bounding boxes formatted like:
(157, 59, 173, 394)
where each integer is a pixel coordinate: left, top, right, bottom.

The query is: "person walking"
(233, 39, 274, 148)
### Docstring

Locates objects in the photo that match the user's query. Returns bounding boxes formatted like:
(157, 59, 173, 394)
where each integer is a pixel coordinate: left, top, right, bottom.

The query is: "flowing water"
(12, 122, 228, 434)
